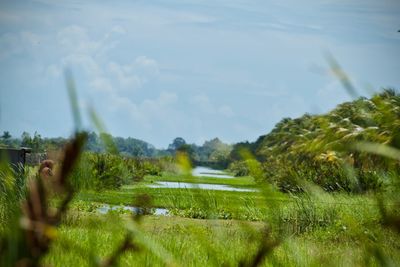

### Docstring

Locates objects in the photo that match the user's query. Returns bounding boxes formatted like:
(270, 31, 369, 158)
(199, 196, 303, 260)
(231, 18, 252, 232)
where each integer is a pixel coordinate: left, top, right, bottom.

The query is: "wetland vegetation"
(0, 89, 400, 266)
(1, 88, 400, 266)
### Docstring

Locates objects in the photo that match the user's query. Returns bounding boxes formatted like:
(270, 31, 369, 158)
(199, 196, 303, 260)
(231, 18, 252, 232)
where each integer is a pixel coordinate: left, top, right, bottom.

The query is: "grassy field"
(2, 168, 400, 266)
(66, 171, 400, 266)
(42, 211, 400, 267)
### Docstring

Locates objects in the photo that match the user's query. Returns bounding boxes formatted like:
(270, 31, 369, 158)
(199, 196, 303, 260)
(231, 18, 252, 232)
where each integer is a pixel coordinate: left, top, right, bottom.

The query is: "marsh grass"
(38, 212, 400, 267)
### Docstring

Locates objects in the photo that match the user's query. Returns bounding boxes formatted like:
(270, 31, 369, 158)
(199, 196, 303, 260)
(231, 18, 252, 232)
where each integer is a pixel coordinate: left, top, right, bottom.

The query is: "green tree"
(21, 132, 32, 148)
(1, 131, 12, 146)
(31, 132, 43, 152)
(176, 144, 194, 161)
(168, 137, 186, 151)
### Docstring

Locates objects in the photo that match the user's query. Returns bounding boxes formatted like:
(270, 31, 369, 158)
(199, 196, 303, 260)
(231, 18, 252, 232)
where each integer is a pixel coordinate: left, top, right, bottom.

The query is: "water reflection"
(98, 204, 169, 215)
(148, 181, 257, 192)
(192, 166, 234, 178)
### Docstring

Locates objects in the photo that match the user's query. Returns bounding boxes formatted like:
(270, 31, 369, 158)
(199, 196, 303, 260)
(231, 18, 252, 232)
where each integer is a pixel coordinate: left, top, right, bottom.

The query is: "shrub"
(228, 159, 261, 177)
(70, 152, 165, 191)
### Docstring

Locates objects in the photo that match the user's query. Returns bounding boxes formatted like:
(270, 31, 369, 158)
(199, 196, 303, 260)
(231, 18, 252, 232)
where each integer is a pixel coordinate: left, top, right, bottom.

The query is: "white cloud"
(62, 54, 102, 77)
(120, 56, 159, 79)
(52, 25, 107, 81)
(172, 12, 216, 24)
(133, 56, 159, 74)
(191, 94, 214, 113)
(52, 25, 160, 96)
(191, 94, 234, 118)
(45, 64, 62, 78)
(218, 105, 234, 118)
(90, 77, 114, 93)
(108, 56, 159, 90)
(105, 91, 179, 131)
(57, 25, 100, 53)
(111, 25, 126, 35)
(135, 92, 178, 119)
(108, 62, 142, 89)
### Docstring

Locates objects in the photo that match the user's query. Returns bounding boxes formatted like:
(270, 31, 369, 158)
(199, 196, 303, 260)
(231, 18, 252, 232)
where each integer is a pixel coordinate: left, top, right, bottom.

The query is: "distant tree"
(85, 132, 102, 152)
(168, 137, 186, 151)
(81, 132, 157, 157)
(19, 131, 43, 151)
(200, 138, 232, 163)
(176, 144, 194, 158)
(1, 131, 12, 146)
(99, 132, 118, 154)
(2, 131, 11, 140)
(209, 146, 231, 162)
(229, 141, 252, 162)
(21, 132, 32, 148)
(43, 137, 67, 150)
(31, 132, 43, 152)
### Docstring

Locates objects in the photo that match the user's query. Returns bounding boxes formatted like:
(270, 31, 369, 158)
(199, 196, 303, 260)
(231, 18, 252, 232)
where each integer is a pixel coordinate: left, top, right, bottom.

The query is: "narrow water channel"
(191, 166, 234, 178)
(148, 181, 257, 192)
(98, 204, 169, 216)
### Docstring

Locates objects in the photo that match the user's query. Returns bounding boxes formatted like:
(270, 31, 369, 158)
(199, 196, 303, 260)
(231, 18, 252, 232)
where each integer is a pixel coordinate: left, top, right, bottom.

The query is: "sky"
(0, 0, 399, 148)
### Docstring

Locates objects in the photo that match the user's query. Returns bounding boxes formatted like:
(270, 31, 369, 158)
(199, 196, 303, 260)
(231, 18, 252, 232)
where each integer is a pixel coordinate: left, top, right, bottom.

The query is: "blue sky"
(0, 0, 399, 148)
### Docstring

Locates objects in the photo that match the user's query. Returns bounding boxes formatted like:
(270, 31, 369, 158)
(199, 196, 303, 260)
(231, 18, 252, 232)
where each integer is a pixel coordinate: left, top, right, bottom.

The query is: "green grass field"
(54, 171, 399, 266)
(42, 211, 400, 267)
(2, 169, 400, 266)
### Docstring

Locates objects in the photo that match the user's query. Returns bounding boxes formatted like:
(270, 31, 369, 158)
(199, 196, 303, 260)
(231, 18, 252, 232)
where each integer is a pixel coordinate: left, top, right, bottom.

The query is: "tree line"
(0, 131, 233, 166)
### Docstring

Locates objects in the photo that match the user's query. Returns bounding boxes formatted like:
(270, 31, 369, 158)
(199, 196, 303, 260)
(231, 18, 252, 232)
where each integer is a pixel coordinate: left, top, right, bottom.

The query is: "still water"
(148, 181, 257, 192)
(98, 204, 168, 215)
(191, 166, 234, 178)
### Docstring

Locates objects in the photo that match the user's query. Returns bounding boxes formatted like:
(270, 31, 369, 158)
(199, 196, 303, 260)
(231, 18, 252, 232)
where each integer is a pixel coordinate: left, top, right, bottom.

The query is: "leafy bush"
(91, 153, 125, 189)
(70, 152, 164, 190)
(228, 159, 261, 177)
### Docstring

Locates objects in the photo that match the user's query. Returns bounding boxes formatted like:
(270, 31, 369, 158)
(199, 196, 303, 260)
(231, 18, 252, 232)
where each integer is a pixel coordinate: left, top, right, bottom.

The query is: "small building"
(0, 147, 32, 170)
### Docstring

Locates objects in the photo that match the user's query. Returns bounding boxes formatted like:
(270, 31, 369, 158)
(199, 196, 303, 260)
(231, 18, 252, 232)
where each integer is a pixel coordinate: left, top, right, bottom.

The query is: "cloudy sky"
(0, 0, 399, 148)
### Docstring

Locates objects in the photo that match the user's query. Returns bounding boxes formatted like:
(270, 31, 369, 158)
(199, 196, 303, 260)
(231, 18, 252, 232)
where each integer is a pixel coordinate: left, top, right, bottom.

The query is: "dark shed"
(0, 147, 32, 170)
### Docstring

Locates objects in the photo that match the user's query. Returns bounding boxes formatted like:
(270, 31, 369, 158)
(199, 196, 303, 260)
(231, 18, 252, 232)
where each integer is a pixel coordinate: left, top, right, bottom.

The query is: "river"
(191, 166, 234, 178)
